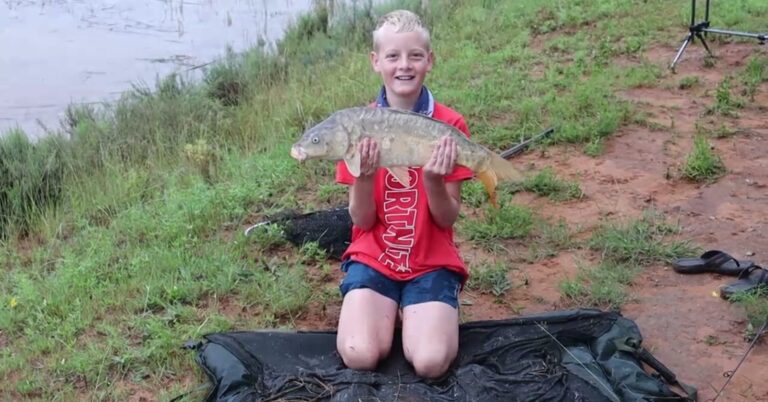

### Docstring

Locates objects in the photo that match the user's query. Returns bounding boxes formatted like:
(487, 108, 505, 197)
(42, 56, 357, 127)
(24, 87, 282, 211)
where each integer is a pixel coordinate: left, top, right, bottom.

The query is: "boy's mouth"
(395, 75, 415, 81)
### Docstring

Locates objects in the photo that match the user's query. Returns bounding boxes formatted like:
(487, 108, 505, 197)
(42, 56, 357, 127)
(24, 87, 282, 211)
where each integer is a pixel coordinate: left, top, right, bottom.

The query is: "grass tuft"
(461, 203, 534, 250)
(706, 76, 744, 117)
(467, 261, 512, 297)
(739, 55, 768, 101)
(678, 76, 700, 90)
(522, 168, 583, 201)
(588, 210, 696, 266)
(562, 211, 696, 309)
(729, 289, 768, 338)
(560, 261, 639, 310)
(682, 135, 726, 182)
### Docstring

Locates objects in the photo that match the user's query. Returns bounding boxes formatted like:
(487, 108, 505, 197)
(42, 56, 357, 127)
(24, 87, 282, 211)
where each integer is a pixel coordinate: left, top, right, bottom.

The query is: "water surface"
(1, 0, 321, 137)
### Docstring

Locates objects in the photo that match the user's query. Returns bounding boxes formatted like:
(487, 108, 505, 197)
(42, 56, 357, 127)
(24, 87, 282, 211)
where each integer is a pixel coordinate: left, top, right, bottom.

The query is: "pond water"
(0, 0, 336, 138)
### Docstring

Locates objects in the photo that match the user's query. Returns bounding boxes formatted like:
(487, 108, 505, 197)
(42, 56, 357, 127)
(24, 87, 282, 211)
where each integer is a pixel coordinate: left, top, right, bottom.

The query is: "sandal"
(719, 266, 768, 300)
(672, 250, 754, 276)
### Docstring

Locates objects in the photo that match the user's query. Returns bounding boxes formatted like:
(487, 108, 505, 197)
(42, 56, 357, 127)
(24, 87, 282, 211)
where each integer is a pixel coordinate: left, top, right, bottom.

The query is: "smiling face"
(370, 24, 434, 110)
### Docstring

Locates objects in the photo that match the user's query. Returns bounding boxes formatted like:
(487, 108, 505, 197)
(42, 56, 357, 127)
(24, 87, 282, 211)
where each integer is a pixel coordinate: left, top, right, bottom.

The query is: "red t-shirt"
(335, 102, 474, 282)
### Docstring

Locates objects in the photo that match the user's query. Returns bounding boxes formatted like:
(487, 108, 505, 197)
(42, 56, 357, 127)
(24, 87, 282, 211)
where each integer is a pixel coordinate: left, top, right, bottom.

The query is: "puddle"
(0, 0, 355, 137)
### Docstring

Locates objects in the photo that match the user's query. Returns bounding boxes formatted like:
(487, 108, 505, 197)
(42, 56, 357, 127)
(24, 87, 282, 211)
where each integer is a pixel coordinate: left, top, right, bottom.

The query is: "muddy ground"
(286, 42, 768, 402)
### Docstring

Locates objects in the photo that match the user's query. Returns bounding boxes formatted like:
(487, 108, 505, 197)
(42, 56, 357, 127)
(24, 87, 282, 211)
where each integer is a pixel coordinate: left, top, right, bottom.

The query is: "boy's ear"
(370, 51, 381, 72)
(427, 50, 435, 71)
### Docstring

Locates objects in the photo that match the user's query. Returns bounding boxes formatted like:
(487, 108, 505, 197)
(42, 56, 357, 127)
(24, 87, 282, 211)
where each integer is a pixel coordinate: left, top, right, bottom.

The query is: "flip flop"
(719, 266, 768, 300)
(672, 250, 754, 276)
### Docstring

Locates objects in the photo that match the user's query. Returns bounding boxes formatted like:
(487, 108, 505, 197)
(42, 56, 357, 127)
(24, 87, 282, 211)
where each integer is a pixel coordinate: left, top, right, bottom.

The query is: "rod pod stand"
(670, 0, 767, 72)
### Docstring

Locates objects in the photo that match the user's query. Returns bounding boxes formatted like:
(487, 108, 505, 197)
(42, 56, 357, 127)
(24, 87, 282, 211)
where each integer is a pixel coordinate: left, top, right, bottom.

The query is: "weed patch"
(729, 289, 768, 338)
(682, 135, 726, 182)
(562, 211, 695, 309)
(560, 261, 639, 309)
(706, 77, 744, 117)
(678, 76, 700, 90)
(467, 261, 513, 297)
(522, 168, 583, 201)
(738, 55, 768, 101)
(588, 210, 696, 266)
(0, 131, 67, 238)
(461, 204, 534, 250)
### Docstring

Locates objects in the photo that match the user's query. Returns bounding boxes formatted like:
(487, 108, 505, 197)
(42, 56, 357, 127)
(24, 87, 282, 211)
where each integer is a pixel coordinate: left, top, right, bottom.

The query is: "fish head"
(290, 112, 349, 162)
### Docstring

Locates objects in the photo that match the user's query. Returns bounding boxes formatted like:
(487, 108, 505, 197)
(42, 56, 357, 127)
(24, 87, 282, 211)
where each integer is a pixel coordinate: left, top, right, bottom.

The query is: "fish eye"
(311, 137, 319, 144)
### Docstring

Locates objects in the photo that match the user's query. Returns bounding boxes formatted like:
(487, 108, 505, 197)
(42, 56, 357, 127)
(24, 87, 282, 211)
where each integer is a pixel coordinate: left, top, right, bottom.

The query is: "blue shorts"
(339, 260, 463, 309)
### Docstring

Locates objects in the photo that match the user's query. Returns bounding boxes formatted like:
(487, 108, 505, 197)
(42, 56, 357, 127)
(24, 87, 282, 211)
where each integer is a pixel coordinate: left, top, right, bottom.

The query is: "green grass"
(1, 0, 765, 399)
(561, 210, 696, 309)
(466, 261, 513, 297)
(738, 55, 768, 101)
(678, 76, 700, 90)
(583, 137, 605, 157)
(706, 76, 744, 117)
(729, 289, 768, 339)
(460, 203, 534, 251)
(588, 210, 696, 266)
(560, 261, 639, 310)
(682, 135, 726, 182)
(521, 168, 583, 202)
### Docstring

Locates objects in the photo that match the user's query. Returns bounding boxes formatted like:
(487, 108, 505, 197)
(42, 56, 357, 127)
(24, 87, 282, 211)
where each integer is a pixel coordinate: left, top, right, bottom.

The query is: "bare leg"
(402, 301, 459, 378)
(336, 288, 398, 370)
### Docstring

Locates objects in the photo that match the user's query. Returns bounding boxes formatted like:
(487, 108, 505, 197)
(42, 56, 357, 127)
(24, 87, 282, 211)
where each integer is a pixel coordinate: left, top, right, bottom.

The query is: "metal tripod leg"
(695, 31, 714, 57)
(670, 33, 694, 72)
(669, 30, 716, 72)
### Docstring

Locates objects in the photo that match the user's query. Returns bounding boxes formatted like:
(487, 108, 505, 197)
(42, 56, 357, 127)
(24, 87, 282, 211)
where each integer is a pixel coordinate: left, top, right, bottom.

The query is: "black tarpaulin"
(187, 309, 696, 402)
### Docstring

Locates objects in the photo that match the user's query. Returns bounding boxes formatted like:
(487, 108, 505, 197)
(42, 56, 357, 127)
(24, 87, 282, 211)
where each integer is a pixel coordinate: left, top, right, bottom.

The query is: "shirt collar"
(375, 86, 434, 117)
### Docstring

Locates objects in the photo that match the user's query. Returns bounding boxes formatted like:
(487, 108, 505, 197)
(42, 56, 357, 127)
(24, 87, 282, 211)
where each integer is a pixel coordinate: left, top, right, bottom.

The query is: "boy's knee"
(410, 347, 455, 378)
(338, 338, 389, 370)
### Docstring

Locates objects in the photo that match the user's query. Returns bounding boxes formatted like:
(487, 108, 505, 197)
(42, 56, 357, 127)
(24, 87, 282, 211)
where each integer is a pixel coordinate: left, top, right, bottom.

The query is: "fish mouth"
(290, 144, 307, 162)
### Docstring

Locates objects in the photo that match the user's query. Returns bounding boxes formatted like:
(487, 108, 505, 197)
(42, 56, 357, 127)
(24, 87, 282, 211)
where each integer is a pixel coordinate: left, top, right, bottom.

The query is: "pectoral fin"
(344, 152, 361, 177)
(387, 167, 411, 187)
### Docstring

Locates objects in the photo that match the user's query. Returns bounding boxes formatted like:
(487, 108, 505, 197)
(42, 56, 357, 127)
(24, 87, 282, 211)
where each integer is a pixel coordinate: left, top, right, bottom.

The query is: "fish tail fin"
(477, 169, 499, 208)
(489, 152, 525, 182)
(476, 153, 524, 208)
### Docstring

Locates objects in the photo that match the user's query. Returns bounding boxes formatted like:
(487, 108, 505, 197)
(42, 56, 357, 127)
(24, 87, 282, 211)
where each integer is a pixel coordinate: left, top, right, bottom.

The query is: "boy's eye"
(386, 54, 397, 59)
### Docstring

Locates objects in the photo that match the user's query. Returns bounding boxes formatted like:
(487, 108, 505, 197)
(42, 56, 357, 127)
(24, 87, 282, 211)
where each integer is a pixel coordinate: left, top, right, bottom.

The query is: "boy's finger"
(371, 142, 379, 167)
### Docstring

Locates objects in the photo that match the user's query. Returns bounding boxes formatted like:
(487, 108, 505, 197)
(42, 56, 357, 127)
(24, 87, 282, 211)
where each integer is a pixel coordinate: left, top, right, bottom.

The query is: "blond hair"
(372, 9, 431, 51)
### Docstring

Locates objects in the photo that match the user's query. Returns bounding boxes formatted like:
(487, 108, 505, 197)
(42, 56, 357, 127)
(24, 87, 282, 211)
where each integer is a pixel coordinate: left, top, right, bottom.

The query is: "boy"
(335, 9, 473, 379)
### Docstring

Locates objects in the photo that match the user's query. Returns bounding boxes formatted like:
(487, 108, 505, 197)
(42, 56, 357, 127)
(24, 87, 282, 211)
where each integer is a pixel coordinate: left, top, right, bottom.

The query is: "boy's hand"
(423, 135, 457, 181)
(422, 135, 461, 228)
(358, 137, 380, 177)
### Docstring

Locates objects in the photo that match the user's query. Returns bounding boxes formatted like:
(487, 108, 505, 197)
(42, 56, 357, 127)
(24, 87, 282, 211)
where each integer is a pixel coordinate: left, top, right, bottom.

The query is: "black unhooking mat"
(183, 309, 697, 402)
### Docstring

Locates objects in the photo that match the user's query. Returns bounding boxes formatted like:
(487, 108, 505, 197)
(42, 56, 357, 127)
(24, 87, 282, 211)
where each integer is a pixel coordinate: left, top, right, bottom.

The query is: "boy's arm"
(347, 138, 379, 231)
(422, 136, 462, 228)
